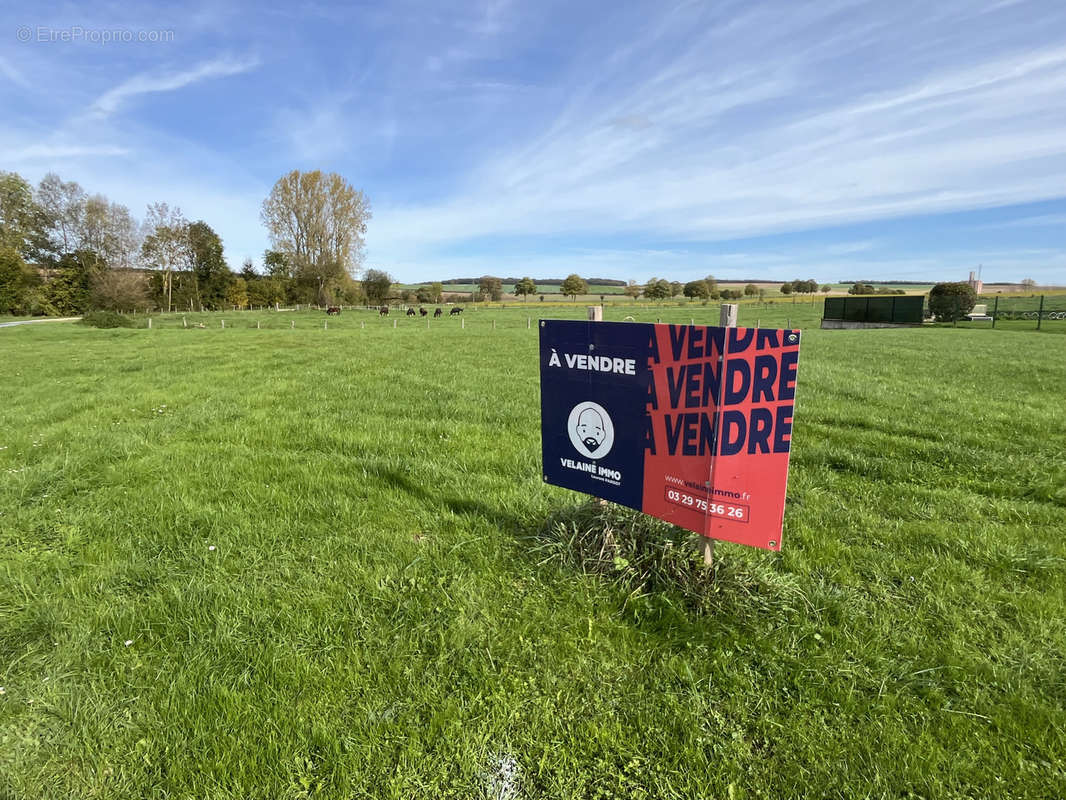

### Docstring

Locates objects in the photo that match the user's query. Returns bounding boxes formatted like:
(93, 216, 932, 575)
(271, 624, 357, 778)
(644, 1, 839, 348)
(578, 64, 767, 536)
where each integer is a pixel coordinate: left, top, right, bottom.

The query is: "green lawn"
(1, 308, 1064, 798)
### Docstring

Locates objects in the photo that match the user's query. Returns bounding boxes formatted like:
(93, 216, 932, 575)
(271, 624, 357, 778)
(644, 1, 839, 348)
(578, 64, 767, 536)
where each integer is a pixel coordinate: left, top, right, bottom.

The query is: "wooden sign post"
(701, 303, 738, 566)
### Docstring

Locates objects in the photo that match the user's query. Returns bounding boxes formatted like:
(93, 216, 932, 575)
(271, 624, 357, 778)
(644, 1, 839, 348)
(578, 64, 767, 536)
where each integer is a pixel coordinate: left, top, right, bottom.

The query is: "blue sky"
(3, 0, 1066, 284)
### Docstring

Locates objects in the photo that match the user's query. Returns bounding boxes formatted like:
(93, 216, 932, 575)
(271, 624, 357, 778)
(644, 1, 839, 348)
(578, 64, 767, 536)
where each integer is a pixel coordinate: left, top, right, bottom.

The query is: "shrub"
(80, 311, 135, 329)
(928, 282, 977, 322)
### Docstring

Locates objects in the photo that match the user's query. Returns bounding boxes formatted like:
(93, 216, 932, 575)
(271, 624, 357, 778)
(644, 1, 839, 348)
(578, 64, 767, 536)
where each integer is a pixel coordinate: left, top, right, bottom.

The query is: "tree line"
(3, 165, 860, 317)
(0, 168, 377, 316)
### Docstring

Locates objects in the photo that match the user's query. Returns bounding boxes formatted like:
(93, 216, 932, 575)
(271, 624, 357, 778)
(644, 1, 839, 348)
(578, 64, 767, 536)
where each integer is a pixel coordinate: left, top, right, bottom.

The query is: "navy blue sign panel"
(539, 319, 652, 510)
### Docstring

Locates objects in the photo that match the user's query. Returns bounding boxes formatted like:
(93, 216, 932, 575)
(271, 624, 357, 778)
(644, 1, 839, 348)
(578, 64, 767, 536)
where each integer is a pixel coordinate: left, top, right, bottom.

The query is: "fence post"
(992, 296, 998, 329)
(1037, 294, 1044, 330)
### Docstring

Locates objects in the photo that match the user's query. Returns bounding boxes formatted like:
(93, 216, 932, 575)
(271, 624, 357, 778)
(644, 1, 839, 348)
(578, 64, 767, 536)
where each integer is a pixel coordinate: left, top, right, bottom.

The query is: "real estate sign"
(539, 319, 800, 551)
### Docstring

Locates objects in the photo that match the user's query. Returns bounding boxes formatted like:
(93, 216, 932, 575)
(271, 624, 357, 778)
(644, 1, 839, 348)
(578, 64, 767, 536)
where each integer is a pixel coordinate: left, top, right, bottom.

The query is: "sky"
(2, 0, 1066, 285)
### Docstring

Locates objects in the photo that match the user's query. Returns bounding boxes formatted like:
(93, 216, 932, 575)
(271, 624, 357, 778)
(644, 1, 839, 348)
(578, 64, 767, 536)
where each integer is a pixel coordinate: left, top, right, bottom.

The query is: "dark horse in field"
(419, 308, 428, 316)
(326, 306, 341, 315)
(450, 307, 464, 315)
(433, 308, 442, 318)
(379, 306, 389, 316)
(406, 308, 416, 316)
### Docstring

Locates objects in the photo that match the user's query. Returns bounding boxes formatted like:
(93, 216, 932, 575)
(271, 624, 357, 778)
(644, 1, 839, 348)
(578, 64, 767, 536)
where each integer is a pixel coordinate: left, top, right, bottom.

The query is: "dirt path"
(0, 317, 81, 328)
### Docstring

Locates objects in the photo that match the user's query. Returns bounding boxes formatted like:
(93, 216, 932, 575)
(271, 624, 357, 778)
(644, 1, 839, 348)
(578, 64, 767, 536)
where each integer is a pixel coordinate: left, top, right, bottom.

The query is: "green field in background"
(2, 309, 1064, 798)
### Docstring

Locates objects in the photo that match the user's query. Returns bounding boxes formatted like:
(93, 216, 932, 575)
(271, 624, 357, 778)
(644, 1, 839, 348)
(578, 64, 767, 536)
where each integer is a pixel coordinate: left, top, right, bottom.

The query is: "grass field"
(2, 306, 1065, 798)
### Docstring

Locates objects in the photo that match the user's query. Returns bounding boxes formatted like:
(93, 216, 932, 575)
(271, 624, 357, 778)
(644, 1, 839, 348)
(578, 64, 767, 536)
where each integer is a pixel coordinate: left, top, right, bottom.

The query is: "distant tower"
(967, 270, 983, 294)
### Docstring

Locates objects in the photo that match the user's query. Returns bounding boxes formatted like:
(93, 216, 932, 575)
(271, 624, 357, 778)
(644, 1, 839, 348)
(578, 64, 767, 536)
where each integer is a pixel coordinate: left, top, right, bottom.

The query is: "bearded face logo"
(567, 402, 615, 459)
(576, 408, 605, 450)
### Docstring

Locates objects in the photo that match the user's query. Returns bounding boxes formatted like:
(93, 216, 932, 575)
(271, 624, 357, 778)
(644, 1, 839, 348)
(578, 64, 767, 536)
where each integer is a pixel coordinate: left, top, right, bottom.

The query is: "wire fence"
(951, 294, 1066, 333)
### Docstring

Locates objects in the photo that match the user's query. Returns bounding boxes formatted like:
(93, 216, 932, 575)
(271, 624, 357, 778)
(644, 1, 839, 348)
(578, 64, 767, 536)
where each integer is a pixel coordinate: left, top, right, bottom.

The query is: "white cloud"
(366, 2, 1066, 277)
(89, 55, 260, 117)
(981, 212, 1066, 229)
(2, 144, 129, 161)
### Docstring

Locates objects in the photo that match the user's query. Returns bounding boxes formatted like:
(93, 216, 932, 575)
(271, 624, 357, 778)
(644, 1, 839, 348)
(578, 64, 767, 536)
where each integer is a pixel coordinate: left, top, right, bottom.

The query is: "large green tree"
(514, 276, 537, 300)
(0, 171, 48, 259)
(683, 280, 710, 300)
(643, 278, 671, 301)
(261, 170, 371, 304)
(0, 246, 39, 313)
(188, 221, 232, 310)
(363, 269, 393, 306)
(559, 273, 587, 300)
(928, 282, 977, 322)
(479, 275, 503, 301)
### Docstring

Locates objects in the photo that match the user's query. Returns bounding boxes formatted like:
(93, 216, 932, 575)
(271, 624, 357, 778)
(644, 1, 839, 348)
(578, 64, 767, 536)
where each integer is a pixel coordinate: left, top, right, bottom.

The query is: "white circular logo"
(567, 401, 615, 459)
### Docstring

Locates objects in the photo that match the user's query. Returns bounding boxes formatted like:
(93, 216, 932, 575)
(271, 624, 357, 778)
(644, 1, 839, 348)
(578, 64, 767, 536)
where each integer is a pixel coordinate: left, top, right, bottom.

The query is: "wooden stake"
(182, 316, 187, 328)
(701, 304, 739, 569)
(148, 318, 152, 329)
(221, 319, 225, 329)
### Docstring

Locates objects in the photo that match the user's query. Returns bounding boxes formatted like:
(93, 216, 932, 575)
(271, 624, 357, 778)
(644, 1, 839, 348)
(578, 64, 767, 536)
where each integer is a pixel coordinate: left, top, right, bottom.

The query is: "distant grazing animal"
(406, 308, 416, 316)
(450, 307, 463, 316)
(326, 306, 341, 315)
(419, 307, 428, 317)
(379, 306, 389, 316)
(434, 308, 442, 318)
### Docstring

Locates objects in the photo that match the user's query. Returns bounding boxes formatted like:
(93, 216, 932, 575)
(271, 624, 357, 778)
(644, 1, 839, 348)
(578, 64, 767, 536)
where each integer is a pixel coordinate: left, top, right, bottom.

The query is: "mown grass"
(1, 309, 1064, 798)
